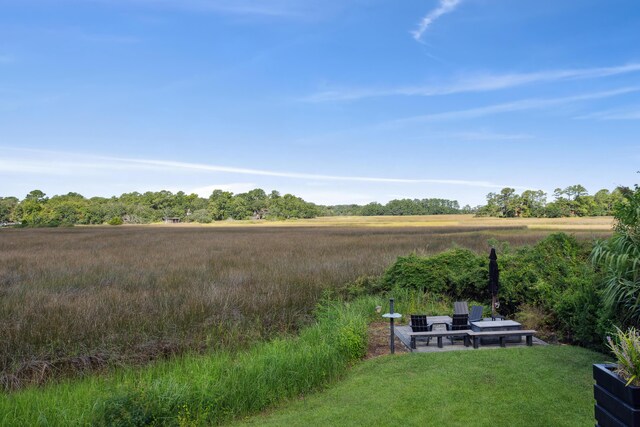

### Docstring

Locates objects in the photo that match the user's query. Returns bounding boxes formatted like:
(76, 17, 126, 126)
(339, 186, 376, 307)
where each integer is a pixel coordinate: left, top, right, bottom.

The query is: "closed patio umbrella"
(489, 248, 499, 319)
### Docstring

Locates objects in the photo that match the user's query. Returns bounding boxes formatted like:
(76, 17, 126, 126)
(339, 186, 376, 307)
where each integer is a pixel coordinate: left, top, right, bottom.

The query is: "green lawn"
(236, 345, 602, 427)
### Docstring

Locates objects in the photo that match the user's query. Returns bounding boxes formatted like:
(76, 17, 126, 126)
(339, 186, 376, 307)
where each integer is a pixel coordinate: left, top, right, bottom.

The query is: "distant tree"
(460, 204, 474, 214)
(208, 190, 234, 220)
(519, 190, 547, 217)
(476, 192, 502, 217)
(268, 194, 319, 219)
(15, 190, 48, 225)
(360, 202, 385, 216)
(0, 196, 18, 222)
(187, 208, 213, 223)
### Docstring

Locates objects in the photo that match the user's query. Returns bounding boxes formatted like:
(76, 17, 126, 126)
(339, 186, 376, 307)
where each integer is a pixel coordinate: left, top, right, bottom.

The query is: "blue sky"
(1, 0, 639, 206)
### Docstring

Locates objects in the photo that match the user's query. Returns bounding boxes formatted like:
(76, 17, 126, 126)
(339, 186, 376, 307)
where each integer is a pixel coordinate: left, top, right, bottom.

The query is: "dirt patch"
(366, 322, 408, 358)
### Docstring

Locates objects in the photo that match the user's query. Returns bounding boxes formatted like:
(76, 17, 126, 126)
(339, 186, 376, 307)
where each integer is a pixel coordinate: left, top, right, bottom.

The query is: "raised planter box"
(594, 363, 640, 426)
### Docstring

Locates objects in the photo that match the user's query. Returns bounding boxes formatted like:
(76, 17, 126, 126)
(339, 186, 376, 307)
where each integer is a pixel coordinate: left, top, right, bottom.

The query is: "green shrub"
(107, 216, 124, 225)
(592, 185, 640, 328)
(383, 233, 611, 349)
(382, 249, 486, 300)
(340, 275, 389, 299)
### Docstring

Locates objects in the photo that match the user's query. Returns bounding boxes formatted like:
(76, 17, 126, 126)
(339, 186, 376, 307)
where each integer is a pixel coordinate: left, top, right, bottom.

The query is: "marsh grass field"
(0, 215, 612, 390)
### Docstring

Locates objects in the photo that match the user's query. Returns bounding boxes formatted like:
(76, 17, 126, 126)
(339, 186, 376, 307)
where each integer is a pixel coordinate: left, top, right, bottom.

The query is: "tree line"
(475, 185, 622, 218)
(322, 198, 465, 216)
(0, 184, 623, 227)
(0, 189, 320, 226)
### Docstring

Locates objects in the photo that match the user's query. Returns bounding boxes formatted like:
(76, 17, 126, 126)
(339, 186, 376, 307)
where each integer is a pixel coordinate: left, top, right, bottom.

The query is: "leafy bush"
(382, 248, 487, 300)
(340, 275, 389, 299)
(107, 216, 124, 225)
(592, 185, 640, 328)
(383, 233, 611, 349)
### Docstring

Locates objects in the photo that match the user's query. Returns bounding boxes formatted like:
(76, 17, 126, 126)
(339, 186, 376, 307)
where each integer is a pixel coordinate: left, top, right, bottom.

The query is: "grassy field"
(148, 214, 615, 229)
(0, 215, 612, 389)
(238, 345, 603, 427)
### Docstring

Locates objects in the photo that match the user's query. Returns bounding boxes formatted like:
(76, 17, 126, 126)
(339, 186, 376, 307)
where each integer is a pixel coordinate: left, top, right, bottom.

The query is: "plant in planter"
(594, 327, 640, 426)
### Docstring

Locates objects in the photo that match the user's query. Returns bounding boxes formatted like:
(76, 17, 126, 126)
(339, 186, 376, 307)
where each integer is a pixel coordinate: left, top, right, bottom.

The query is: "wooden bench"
(409, 330, 471, 349)
(467, 330, 536, 349)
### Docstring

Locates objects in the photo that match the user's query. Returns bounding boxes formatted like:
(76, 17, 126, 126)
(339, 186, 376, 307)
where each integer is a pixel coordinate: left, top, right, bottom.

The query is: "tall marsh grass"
(1, 298, 376, 426)
(0, 225, 609, 389)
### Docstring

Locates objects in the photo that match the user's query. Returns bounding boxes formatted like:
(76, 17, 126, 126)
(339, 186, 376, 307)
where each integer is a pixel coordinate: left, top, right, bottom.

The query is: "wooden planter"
(594, 363, 640, 426)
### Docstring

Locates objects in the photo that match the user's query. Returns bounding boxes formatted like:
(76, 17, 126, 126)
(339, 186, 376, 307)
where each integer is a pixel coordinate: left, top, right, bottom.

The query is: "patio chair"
(453, 301, 469, 315)
(410, 314, 431, 346)
(452, 301, 469, 332)
(469, 305, 484, 323)
(409, 314, 429, 332)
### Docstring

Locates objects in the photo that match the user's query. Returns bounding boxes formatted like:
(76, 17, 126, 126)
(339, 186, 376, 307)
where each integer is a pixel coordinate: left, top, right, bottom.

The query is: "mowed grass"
(238, 345, 602, 427)
(0, 217, 612, 389)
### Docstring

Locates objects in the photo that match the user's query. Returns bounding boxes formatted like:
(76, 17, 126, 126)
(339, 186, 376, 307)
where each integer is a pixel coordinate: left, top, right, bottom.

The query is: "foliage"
(0, 196, 18, 223)
(323, 197, 461, 216)
(477, 184, 622, 218)
(3, 188, 320, 226)
(607, 326, 640, 386)
(340, 275, 389, 299)
(107, 216, 124, 225)
(382, 233, 609, 348)
(382, 249, 487, 300)
(592, 185, 640, 328)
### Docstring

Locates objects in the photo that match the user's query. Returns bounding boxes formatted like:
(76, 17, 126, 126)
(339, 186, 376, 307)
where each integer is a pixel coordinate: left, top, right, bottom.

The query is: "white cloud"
(412, 0, 462, 42)
(385, 87, 640, 125)
(0, 55, 14, 64)
(85, 0, 322, 17)
(434, 131, 534, 141)
(303, 63, 640, 102)
(575, 108, 640, 121)
(0, 147, 521, 190)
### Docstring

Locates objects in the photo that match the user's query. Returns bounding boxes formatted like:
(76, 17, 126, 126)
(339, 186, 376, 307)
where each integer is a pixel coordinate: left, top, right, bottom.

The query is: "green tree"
(360, 202, 384, 216)
(519, 190, 547, 217)
(501, 188, 520, 217)
(14, 190, 48, 225)
(208, 190, 234, 220)
(0, 196, 18, 222)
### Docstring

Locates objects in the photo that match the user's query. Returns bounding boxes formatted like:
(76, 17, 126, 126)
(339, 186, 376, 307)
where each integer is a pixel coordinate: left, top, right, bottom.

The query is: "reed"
(0, 224, 610, 389)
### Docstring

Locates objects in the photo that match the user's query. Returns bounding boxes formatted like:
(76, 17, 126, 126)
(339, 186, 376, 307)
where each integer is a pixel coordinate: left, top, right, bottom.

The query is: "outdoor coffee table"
(427, 316, 452, 329)
(471, 320, 522, 344)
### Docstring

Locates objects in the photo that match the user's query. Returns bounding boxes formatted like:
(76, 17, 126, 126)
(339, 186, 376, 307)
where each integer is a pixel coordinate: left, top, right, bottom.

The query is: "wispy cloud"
(92, 0, 322, 17)
(385, 87, 640, 125)
(112, 157, 513, 187)
(303, 63, 640, 102)
(412, 0, 462, 42)
(0, 55, 15, 64)
(575, 108, 640, 121)
(441, 131, 534, 141)
(0, 147, 523, 190)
